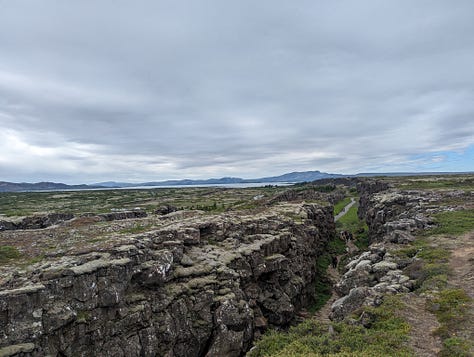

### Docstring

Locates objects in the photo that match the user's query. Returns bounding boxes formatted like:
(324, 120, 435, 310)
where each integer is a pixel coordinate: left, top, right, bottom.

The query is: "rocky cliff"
(330, 180, 461, 321)
(0, 203, 335, 357)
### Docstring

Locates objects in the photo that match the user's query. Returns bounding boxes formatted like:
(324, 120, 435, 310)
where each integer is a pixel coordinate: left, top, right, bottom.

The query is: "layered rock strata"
(0, 203, 334, 357)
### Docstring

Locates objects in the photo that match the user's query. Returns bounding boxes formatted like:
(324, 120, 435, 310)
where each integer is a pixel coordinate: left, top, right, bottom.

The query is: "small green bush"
(250, 297, 412, 357)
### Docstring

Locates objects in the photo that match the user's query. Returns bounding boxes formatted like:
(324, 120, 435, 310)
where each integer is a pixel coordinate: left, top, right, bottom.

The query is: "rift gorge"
(0, 176, 473, 356)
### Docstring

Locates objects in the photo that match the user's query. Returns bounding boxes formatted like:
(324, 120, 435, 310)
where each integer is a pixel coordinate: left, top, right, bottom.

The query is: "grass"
(336, 204, 358, 226)
(334, 197, 352, 216)
(393, 176, 474, 191)
(309, 277, 332, 313)
(0, 186, 289, 217)
(400, 208, 474, 356)
(425, 209, 474, 236)
(0, 246, 21, 264)
(335, 202, 369, 250)
(307, 231, 347, 314)
(249, 296, 412, 357)
(309, 235, 346, 313)
(427, 289, 473, 356)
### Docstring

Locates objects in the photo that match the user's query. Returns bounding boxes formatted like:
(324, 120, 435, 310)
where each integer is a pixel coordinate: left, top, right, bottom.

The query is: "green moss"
(76, 310, 90, 323)
(0, 246, 21, 263)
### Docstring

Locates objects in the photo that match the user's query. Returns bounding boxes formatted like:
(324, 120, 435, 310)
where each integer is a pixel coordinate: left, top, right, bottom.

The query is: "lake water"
(114, 182, 295, 190)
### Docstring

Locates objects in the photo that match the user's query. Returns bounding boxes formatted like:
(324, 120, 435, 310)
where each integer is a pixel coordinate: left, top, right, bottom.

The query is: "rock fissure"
(0, 203, 335, 357)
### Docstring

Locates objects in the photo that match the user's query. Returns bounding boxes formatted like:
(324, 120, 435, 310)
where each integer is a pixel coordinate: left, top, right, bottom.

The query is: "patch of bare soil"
(448, 231, 474, 354)
(399, 293, 442, 357)
(449, 231, 474, 298)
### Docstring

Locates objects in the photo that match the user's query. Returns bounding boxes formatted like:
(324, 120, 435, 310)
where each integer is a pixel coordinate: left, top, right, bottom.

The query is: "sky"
(0, 0, 473, 184)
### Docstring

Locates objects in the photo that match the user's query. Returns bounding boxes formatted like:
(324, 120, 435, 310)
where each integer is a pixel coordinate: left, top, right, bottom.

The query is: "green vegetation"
(0, 245, 21, 264)
(333, 197, 351, 216)
(0, 185, 289, 217)
(312, 255, 335, 305)
(76, 310, 91, 323)
(425, 209, 474, 236)
(427, 289, 473, 356)
(394, 176, 474, 191)
(309, 235, 347, 313)
(250, 296, 412, 357)
(335, 202, 369, 250)
(397, 206, 474, 356)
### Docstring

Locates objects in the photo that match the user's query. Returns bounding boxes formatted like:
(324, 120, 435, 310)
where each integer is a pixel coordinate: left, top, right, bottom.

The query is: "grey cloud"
(0, 0, 473, 183)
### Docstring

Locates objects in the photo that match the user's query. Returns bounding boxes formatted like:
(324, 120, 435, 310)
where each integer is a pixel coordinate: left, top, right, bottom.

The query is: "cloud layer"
(1, 0, 473, 183)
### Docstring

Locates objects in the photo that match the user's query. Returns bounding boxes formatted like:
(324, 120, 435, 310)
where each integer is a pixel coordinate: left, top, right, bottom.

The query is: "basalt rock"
(97, 210, 147, 221)
(0, 213, 74, 231)
(0, 203, 335, 357)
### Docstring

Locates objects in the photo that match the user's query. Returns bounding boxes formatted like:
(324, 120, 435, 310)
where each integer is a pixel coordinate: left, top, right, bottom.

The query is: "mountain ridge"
(2, 170, 472, 192)
(0, 171, 343, 192)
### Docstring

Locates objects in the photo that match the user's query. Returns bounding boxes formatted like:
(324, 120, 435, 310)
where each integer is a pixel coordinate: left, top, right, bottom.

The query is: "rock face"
(0, 203, 334, 357)
(0, 211, 148, 231)
(0, 213, 74, 231)
(357, 183, 436, 244)
(330, 244, 414, 321)
(330, 180, 443, 321)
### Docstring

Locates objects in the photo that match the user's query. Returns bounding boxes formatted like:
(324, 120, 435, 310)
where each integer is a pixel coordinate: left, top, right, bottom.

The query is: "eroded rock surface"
(0, 203, 334, 357)
(331, 180, 472, 321)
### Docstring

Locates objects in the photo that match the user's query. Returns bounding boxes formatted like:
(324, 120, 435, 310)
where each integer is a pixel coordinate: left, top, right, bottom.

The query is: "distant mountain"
(4, 170, 469, 192)
(255, 171, 345, 183)
(96, 171, 345, 188)
(0, 181, 102, 192)
(0, 171, 343, 192)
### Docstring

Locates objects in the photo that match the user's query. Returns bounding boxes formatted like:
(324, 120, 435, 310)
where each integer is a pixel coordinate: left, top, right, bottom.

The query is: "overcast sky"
(1, 0, 473, 183)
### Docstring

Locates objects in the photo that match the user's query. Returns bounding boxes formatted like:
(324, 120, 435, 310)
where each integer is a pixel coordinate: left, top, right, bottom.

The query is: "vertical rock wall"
(0, 203, 335, 357)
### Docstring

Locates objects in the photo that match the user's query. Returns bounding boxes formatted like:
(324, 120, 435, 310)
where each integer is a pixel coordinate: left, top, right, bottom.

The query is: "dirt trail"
(449, 231, 474, 298)
(402, 230, 474, 356)
(399, 294, 441, 357)
(447, 231, 474, 353)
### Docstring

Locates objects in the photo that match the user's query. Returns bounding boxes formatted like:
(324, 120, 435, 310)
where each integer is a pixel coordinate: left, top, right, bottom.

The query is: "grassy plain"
(0, 186, 288, 218)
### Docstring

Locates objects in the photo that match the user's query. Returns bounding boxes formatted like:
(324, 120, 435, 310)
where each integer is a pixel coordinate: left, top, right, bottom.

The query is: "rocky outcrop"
(330, 244, 414, 321)
(0, 203, 334, 357)
(97, 210, 147, 221)
(0, 213, 74, 231)
(330, 180, 438, 321)
(0, 210, 148, 231)
(268, 186, 345, 205)
(357, 182, 435, 244)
